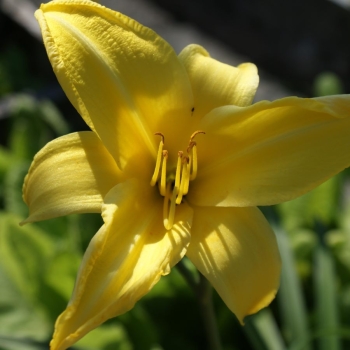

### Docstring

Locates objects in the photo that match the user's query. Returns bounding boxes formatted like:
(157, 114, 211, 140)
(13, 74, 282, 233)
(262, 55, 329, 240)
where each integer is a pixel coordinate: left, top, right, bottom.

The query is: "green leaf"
(146, 258, 193, 299)
(37, 100, 69, 136)
(0, 212, 86, 339)
(289, 228, 317, 278)
(75, 323, 132, 350)
(326, 229, 350, 276)
(339, 285, 350, 327)
(0, 335, 48, 350)
(3, 161, 30, 217)
(119, 306, 159, 350)
(0, 146, 16, 180)
(277, 175, 340, 231)
(44, 251, 80, 301)
(8, 95, 45, 161)
(0, 212, 54, 341)
(314, 244, 341, 350)
(339, 196, 350, 233)
(0, 146, 17, 201)
(245, 308, 286, 350)
(7, 94, 69, 163)
(274, 226, 311, 350)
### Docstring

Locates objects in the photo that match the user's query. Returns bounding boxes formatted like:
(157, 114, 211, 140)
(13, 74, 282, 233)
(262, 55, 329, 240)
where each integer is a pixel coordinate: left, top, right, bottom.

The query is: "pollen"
(150, 130, 205, 230)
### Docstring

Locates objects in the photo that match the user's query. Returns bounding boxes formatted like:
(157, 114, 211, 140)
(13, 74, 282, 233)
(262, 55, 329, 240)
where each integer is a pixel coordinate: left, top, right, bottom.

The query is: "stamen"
(176, 156, 190, 204)
(186, 141, 198, 181)
(189, 144, 198, 180)
(183, 156, 190, 194)
(190, 130, 205, 142)
(163, 182, 170, 228)
(160, 150, 168, 196)
(175, 151, 183, 190)
(150, 133, 165, 186)
(154, 132, 165, 144)
(187, 131, 204, 181)
(186, 141, 194, 177)
(163, 182, 177, 230)
(152, 130, 206, 230)
(186, 141, 195, 154)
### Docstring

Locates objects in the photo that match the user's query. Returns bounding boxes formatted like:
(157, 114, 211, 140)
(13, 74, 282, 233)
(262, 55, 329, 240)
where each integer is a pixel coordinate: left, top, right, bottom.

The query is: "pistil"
(176, 156, 190, 204)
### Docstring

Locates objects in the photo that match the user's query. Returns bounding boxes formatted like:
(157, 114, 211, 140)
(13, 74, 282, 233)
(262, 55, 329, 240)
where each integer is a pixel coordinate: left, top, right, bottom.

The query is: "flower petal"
(35, 1, 194, 170)
(50, 179, 192, 350)
(186, 206, 281, 323)
(178, 44, 259, 123)
(190, 95, 350, 206)
(22, 131, 122, 224)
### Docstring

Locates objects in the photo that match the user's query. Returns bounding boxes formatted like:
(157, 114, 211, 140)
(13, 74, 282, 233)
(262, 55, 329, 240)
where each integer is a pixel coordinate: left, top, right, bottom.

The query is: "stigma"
(150, 130, 205, 230)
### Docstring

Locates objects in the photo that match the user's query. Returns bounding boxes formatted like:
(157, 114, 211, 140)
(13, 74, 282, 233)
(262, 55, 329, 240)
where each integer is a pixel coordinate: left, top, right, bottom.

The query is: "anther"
(186, 141, 196, 154)
(190, 130, 205, 142)
(154, 132, 165, 144)
(153, 130, 206, 230)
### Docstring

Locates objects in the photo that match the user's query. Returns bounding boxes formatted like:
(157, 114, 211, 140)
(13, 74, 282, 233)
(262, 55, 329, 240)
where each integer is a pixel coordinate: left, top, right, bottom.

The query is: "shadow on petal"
(186, 206, 281, 323)
(50, 179, 193, 350)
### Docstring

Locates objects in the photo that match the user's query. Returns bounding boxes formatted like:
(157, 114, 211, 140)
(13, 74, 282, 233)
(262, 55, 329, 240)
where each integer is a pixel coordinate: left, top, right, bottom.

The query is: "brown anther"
(182, 155, 190, 164)
(178, 151, 183, 158)
(154, 132, 165, 144)
(190, 130, 205, 142)
(162, 150, 168, 158)
(187, 141, 196, 154)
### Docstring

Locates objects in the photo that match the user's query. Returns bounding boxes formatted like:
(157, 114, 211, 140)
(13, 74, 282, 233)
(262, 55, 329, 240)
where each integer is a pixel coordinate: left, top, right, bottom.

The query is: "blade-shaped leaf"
(274, 225, 311, 350)
(314, 243, 341, 350)
(245, 308, 286, 350)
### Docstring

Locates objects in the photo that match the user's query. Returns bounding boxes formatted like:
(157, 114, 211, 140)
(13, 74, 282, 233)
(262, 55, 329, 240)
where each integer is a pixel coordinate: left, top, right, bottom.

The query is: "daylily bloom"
(22, 1, 350, 349)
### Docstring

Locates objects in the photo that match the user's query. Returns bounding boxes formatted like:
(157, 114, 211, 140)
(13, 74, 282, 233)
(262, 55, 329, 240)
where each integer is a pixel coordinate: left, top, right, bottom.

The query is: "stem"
(176, 260, 222, 350)
(197, 274, 222, 350)
(175, 259, 198, 291)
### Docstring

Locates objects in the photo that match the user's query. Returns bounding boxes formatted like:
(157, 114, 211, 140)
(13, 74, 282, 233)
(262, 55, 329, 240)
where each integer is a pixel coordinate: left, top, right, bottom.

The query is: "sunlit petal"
(22, 131, 122, 224)
(187, 206, 281, 323)
(179, 44, 258, 123)
(190, 95, 350, 206)
(50, 179, 192, 350)
(35, 1, 194, 170)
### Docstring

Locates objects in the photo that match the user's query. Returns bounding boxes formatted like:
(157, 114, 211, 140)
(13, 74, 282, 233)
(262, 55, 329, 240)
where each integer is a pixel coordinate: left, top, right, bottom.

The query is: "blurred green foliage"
(313, 72, 344, 97)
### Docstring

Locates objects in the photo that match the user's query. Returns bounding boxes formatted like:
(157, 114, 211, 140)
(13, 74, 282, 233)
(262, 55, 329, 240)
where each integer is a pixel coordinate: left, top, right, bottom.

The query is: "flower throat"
(150, 130, 205, 230)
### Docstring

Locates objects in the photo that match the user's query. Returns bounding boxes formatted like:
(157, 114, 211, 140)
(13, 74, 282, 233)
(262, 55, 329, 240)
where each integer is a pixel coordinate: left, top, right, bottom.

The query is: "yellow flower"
(22, 1, 350, 349)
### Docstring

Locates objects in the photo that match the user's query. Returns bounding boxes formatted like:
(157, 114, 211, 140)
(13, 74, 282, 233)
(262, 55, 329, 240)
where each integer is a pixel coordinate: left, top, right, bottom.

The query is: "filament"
(189, 144, 198, 180)
(163, 182, 177, 230)
(152, 130, 205, 230)
(160, 150, 168, 196)
(150, 134, 165, 186)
